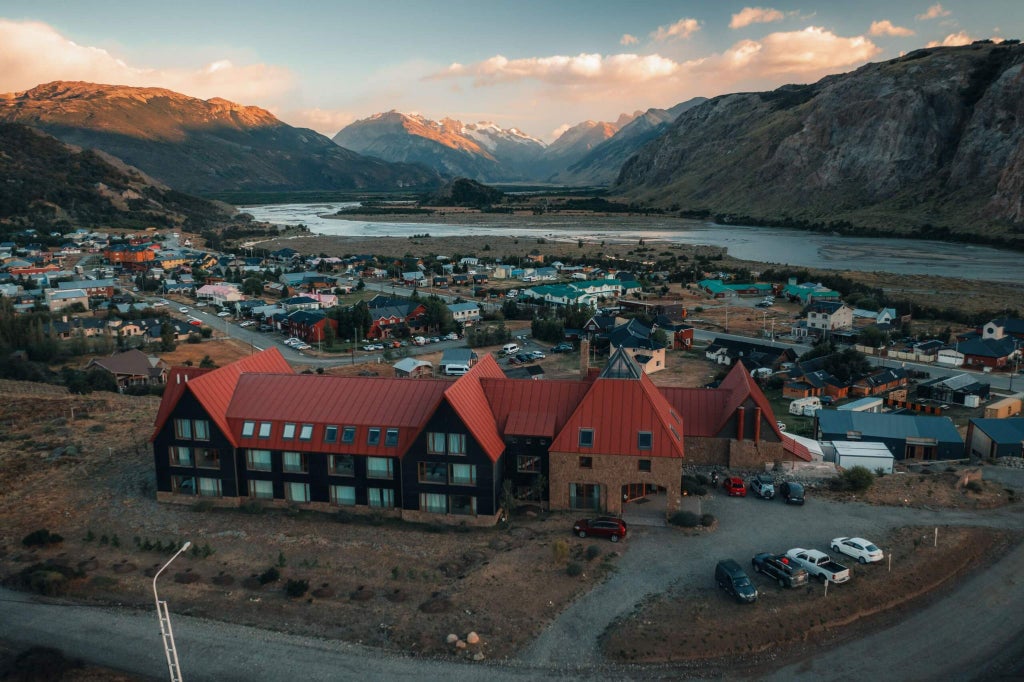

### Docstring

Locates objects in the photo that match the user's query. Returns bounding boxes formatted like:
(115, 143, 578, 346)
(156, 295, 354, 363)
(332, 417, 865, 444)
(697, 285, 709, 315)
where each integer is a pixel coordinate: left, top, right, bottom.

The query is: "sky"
(0, 1, 1019, 142)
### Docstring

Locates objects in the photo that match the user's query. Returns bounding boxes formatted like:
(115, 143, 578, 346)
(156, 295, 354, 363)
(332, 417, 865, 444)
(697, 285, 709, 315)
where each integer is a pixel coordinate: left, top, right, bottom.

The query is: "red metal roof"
(482, 378, 591, 437)
(549, 373, 684, 458)
(782, 434, 813, 462)
(149, 366, 213, 441)
(442, 355, 507, 462)
(659, 387, 732, 437)
(717, 363, 786, 439)
(227, 374, 449, 456)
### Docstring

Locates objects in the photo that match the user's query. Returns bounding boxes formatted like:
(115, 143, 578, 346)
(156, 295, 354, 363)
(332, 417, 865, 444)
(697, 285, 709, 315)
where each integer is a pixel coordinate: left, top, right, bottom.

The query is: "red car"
(573, 516, 627, 542)
(723, 477, 748, 497)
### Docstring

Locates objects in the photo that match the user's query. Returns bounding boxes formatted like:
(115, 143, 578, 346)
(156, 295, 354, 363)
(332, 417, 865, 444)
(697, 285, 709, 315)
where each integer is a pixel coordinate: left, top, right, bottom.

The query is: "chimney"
(579, 338, 590, 375)
(753, 407, 762, 443)
(736, 406, 745, 442)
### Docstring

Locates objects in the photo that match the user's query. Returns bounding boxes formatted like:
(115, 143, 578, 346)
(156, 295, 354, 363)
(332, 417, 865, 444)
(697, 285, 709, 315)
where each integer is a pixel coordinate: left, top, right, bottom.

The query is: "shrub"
(277, 551, 287, 568)
(700, 514, 717, 527)
(22, 529, 63, 547)
(965, 480, 983, 493)
(585, 545, 601, 561)
(551, 539, 570, 564)
(669, 511, 700, 528)
(258, 567, 281, 585)
(838, 466, 875, 493)
(285, 579, 309, 598)
(566, 562, 583, 577)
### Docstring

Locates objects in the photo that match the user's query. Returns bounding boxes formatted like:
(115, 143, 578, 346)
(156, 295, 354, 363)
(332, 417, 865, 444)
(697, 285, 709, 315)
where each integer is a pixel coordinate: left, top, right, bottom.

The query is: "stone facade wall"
(728, 439, 789, 469)
(548, 450, 683, 516)
(683, 437, 730, 466)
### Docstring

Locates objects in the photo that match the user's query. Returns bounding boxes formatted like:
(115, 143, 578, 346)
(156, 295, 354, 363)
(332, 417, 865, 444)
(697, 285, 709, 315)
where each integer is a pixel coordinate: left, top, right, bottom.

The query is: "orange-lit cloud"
(926, 31, 973, 47)
(0, 19, 294, 104)
(917, 4, 951, 20)
(620, 34, 639, 46)
(651, 18, 701, 41)
(285, 108, 357, 136)
(730, 7, 785, 29)
(869, 20, 915, 37)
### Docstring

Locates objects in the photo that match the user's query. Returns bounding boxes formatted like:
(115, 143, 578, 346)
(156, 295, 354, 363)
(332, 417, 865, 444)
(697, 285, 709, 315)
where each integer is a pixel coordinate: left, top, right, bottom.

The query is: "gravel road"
(1, 497, 1020, 680)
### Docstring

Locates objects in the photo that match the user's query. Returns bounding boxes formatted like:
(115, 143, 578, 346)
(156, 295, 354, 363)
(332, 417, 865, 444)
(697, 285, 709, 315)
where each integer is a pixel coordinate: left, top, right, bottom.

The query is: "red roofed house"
(151, 347, 802, 524)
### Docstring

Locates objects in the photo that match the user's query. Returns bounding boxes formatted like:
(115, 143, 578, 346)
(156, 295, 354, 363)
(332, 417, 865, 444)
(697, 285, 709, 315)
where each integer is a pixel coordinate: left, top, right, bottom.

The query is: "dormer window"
(578, 428, 594, 448)
(638, 431, 652, 450)
(282, 423, 296, 440)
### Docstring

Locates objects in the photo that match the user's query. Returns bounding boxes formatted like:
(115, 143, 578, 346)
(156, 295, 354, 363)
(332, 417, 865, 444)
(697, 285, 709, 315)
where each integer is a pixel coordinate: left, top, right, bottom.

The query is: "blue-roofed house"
(815, 410, 964, 460)
(966, 418, 1024, 458)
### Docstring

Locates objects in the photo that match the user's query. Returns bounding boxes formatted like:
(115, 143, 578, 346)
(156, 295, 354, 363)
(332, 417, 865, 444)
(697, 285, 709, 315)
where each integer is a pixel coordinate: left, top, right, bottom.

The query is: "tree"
(242, 277, 263, 297)
(322, 322, 336, 349)
(160, 322, 177, 352)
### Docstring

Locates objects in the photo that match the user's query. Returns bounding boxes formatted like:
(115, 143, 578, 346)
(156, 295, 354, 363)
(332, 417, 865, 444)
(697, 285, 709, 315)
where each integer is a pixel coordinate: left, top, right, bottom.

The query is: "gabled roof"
(550, 350, 684, 458)
(442, 355, 507, 462)
(659, 387, 732, 437)
(600, 346, 644, 379)
(717, 362, 787, 440)
(88, 349, 164, 376)
(970, 417, 1024, 444)
(150, 366, 214, 440)
(957, 337, 1018, 358)
(817, 410, 963, 444)
(482, 378, 590, 437)
(151, 348, 292, 442)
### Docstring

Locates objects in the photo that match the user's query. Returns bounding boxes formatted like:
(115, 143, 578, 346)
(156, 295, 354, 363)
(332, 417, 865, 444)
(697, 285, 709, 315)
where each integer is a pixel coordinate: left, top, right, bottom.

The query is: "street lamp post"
(153, 541, 191, 682)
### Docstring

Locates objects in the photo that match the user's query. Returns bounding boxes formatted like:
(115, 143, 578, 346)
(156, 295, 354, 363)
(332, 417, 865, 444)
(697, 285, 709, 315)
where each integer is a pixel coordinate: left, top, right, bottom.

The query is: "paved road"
(2, 498, 1019, 680)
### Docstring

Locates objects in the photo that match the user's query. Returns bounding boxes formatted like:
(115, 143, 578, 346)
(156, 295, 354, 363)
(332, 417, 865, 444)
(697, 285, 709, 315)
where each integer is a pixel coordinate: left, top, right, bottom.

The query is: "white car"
(239, 320, 255, 328)
(283, 338, 303, 347)
(217, 311, 231, 317)
(831, 537, 884, 564)
(528, 350, 546, 359)
(179, 306, 189, 313)
(295, 343, 312, 350)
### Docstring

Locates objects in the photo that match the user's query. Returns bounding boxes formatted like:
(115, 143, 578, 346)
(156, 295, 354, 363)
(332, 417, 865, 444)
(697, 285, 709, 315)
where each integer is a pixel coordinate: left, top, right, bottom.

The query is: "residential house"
(783, 368, 849, 400)
(582, 315, 626, 337)
(197, 284, 244, 307)
(367, 303, 427, 340)
(87, 349, 168, 390)
(698, 279, 774, 298)
(58, 278, 117, 298)
(653, 315, 694, 350)
(704, 338, 796, 371)
(957, 337, 1019, 370)
(402, 271, 425, 286)
(981, 318, 1024, 342)
(849, 367, 909, 398)
(45, 288, 89, 312)
(966, 418, 1024, 458)
(280, 295, 321, 313)
(782, 280, 840, 305)
(916, 374, 990, 406)
(815, 410, 964, 460)
(393, 357, 433, 378)
(285, 310, 337, 344)
(504, 365, 545, 380)
(803, 301, 853, 339)
(606, 319, 666, 374)
(446, 302, 481, 327)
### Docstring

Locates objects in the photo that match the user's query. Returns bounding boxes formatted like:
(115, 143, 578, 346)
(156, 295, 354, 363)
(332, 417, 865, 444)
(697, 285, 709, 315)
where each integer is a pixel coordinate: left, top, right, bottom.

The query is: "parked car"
(187, 318, 202, 327)
(258, 324, 273, 332)
(750, 474, 775, 500)
(515, 353, 534, 364)
(776, 421, 787, 432)
(751, 553, 810, 588)
(551, 343, 574, 353)
(178, 306, 189, 313)
(831, 537, 884, 564)
(217, 311, 231, 317)
(239, 321, 256, 328)
(444, 332, 460, 341)
(715, 559, 758, 603)
(362, 344, 377, 351)
(779, 481, 805, 505)
(295, 343, 312, 350)
(820, 395, 835, 405)
(572, 517, 627, 542)
(528, 350, 546, 359)
(723, 477, 747, 497)
(784, 548, 851, 584)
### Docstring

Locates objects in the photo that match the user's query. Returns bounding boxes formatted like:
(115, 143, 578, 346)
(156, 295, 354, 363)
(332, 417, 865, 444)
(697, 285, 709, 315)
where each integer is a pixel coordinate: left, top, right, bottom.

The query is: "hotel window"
(450, 463, 476, 486)
(367, 428, 381, 446)
(195, 448, 219, 469)
(282, 423, 296, 440)
(368, 487, 395, 508)
(330, 485, 356, 506)
(569, 483, 600, 510)
(171, 476, 196, 495)
(258, 422, 272, 438)
(328, 454, 355, 476)
(174, 419, 192, 440)
(418, 462, 447, 484)
(285, 482, 310, 503)
(282, 452, 308, 474)
(638, 432, 653, 450)
(367, 457, 393, 479)
(193, 420, 209, 441)
(638, 459, 652, 472)
(198, 477, 222, 497)
(324, 425, 338, 443)
(448, 433, 466, 455)
(578, 428, 594, 448)
(419, 492, 447, 514)
(248, 480, 274, 499)
(169, 446, 192, 466)
(579, 456, 593, 469)
(342, 426, 356, 443)
(427, 432, 446, 454)
(299, 424, 314, 441)
(517, 455, 541, 473)
(449, 494, 476, 515)
(246, 449, 272, 472)
(385, 428, 399, 447)
(242, 421, 255, 437)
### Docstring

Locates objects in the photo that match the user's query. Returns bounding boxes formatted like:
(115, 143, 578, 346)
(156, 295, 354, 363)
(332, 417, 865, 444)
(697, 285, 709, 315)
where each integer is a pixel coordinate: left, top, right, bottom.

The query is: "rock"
(455, 640, 467, 650)
(446, 633, 458, 644)
(473, 652, 485, 661)
(466, 631, 480, 645)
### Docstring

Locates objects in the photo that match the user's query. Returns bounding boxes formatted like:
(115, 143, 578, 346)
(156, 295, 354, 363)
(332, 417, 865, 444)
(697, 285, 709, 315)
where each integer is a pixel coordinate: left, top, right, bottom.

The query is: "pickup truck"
(751, 553, 810, 588)
(785, 548, 851, 584)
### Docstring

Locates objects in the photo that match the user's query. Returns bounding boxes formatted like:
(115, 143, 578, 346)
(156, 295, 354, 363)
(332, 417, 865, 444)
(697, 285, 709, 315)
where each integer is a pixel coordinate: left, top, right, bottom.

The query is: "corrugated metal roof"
(442, 355, 507, 462)
(227, 374, 448, 456)
(660, 387, 731, 437)
(717, 363, 786, 439)
(150, 366, 213, 441)
(817, 410, 962, 443)
(970, 418, 1024, 444)
(482, 378, 590, 436)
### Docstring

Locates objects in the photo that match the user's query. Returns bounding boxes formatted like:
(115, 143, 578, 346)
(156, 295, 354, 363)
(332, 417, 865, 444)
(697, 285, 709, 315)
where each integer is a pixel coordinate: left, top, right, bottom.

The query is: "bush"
(700, 514, 717, 527)
(965, 480, 983, 493)
(285, 578, 309, 598)
(566, 561, 583, 577)
(669, 511, 700, 528)
(585, 545, 601, 561)
(258, 567, 281, 585)
(22, 529, 63, 547)
(837, 466, 875, 493)
(552, 539, 570, 564)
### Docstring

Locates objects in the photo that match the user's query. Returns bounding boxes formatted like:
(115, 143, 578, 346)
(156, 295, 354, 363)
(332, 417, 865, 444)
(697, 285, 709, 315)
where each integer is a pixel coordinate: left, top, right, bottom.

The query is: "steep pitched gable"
(442, 355, 506, 462)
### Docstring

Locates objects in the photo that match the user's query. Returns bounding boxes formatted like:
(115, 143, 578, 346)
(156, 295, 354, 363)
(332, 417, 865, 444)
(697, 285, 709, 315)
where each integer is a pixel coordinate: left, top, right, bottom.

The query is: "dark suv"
(715, 559, 758, 603)
(751, 553, 810, 588)
(779, 481, 805, 505)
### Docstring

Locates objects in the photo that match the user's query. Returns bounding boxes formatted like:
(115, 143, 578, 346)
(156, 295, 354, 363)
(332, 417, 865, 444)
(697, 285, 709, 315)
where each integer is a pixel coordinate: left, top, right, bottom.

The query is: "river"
(239, 202, 1021, 284)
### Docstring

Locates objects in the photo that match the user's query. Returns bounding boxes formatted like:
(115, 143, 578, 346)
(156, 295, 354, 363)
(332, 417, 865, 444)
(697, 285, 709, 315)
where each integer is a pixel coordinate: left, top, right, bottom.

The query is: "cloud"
(285, 108, 357, 136)
(619, 33, 638, 46)
(0, 19, 294, 104)
(441, 53, 682, 86)
(651, 18, 701, 42)
(869, 20, 915, 37)
(917, 4, 951, 20)
(926, 32, 973, 47)
(729, 7, 785, 29)
(714, 26, 880, 77)
(550, 123, 572, 140)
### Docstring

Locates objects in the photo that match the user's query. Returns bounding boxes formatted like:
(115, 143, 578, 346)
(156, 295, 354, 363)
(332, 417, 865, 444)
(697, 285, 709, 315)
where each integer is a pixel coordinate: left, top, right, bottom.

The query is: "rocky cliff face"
(0, 82, 442, 195)
(615, 43, 1024, 242)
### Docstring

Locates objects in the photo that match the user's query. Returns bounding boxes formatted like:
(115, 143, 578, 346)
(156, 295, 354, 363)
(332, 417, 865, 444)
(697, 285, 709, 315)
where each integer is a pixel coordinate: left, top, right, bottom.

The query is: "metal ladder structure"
(157, 599, 184, 682)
